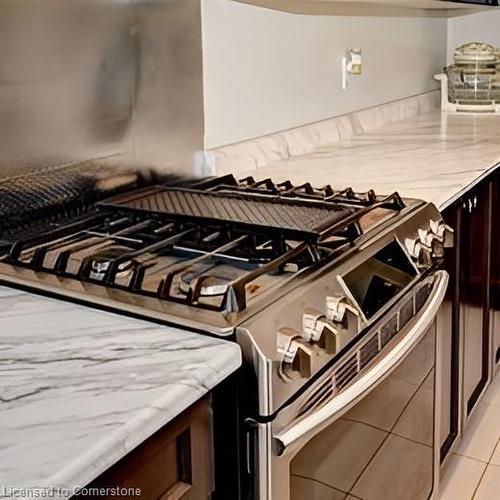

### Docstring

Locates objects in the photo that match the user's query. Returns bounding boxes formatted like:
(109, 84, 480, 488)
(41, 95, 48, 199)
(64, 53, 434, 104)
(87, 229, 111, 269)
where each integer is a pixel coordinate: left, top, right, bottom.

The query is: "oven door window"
(290, 324, 436, 500)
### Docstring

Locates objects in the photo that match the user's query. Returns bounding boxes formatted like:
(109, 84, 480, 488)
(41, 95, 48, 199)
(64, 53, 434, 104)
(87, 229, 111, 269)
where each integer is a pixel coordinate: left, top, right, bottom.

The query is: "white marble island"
(0, 286, 241, 496)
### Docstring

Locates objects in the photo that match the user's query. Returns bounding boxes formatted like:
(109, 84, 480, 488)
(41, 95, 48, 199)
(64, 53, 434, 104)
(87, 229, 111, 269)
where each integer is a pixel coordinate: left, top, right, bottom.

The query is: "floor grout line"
(290, 472, 354, 496)
(439, 372, 500, 499)
(470, 464, 489, 500)
(452, 451, 489, 464)
(470, 436, 500, 499)
(488, 438, 500, 465)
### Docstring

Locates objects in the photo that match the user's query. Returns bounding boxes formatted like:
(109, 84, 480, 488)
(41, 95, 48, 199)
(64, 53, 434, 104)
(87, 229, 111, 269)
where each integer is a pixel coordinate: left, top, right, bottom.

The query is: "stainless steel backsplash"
(0, 0, 204, 179)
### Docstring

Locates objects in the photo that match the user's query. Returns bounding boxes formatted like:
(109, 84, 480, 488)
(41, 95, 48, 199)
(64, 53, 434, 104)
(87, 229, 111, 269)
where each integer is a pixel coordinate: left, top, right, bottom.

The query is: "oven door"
(252, 270, 448, 500)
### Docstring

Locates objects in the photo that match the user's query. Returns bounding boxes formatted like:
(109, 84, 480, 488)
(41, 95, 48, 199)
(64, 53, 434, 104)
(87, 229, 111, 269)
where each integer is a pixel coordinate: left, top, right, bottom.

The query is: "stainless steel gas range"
(0, 172, 452, 500)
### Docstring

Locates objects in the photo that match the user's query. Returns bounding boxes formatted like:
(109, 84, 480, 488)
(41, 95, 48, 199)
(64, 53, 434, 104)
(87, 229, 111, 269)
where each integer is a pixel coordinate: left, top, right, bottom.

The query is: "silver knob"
(326, 295, 349, 322)
(277, 327, 300, 363)
(326, 295, 360, 322)
(419, 245, 433, 267)
(404, 237, 420, 259)
(303, 308, 338, 342)
(429, 219, 454, 248)
(277, 327, 314, 378)
(405, 232, 433, 267)
(418, 228, 434, 248)
(302, 309, 324, 342)
(302, 309, 338, 354)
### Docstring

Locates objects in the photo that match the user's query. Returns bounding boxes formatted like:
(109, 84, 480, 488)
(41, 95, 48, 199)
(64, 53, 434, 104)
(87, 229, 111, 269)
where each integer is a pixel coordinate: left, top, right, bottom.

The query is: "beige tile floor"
(438, 372, 500, 500)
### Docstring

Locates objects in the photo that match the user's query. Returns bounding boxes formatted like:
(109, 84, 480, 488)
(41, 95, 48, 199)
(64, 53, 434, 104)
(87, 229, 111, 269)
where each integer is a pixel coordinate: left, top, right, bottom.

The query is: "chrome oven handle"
(274, 270, 449, 454)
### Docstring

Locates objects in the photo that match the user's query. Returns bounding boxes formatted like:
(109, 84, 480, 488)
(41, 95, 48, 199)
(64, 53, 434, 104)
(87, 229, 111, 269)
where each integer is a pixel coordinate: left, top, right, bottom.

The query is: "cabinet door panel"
(440, 203, 460, 461)
(463, 306, 485, 403)
(491, 175, 500, 370)
(460, 182, 492, 417)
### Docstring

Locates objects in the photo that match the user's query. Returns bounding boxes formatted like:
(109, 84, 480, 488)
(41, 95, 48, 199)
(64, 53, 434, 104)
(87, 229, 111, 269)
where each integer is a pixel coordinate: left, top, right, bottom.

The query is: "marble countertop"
(223, 110, 500, 210)
(0, 286, 241, 496)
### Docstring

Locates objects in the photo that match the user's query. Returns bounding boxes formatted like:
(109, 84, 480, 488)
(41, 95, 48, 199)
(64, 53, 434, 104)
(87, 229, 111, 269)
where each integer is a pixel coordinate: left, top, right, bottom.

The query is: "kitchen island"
(0, 286, 241, 497)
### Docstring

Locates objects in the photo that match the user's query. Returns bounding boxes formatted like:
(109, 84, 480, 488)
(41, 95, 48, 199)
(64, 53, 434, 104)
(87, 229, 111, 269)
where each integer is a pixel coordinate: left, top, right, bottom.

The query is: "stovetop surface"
(0, 174, 415, 333)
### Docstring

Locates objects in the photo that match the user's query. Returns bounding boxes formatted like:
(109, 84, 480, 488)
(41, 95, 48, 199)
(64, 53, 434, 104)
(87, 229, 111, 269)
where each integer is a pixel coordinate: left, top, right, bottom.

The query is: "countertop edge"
(439, 160, 500, 211)
(38, 345, 242, 496)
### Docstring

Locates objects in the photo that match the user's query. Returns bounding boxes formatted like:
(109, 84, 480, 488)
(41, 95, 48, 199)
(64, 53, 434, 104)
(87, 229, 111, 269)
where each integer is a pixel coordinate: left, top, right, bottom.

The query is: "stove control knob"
(429, 219, 454, 248)
(326, 295, 348, 322)
(404, 237, 420, 260)
(419, 245, 433, 268)
(404, 235, 432, 268)
(431, 238, 445, 259)
(302, 309, 338, 354)
(418, 228, 435, 263)
(326, 295, 359, 323)
(418, 228, 434, 248)
(277, 327, 314, 379)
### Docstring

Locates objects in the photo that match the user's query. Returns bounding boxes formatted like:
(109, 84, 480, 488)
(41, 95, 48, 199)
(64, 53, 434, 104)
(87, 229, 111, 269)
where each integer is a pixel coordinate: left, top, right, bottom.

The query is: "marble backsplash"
(203, 90, 440, 177)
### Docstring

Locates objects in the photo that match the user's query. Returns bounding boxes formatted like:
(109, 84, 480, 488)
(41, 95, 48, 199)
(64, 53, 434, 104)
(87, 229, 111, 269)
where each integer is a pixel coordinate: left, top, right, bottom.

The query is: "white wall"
(447, 10, 500, 64)
(202, 0, 447, 149)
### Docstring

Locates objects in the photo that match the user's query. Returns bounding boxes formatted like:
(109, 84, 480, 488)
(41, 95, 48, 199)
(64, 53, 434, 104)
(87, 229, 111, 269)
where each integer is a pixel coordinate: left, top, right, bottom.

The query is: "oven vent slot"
(297, 379, 334, 417)
(380, 315, 398, 348)
(333, 354, 359, 392)
(297, 328, 383, 417)
(359, 334, 379, 370)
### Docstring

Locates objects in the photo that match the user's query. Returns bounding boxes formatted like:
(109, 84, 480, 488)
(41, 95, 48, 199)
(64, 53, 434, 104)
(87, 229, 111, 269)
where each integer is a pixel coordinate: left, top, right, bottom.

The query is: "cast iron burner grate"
(99, 174, 405, 242)
(99, 188, 352, 240)
(0, 175, 406, 316)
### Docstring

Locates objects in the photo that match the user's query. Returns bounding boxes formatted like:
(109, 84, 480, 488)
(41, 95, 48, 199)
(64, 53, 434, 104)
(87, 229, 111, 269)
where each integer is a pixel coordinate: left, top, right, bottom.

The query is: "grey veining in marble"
(0, 286, 241, 496)
(207, 92, 500, 211)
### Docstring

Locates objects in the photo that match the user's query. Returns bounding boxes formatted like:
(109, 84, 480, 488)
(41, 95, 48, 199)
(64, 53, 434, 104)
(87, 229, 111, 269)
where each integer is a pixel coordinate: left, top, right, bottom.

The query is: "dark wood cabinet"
(440, 202, 460, 462)
(75, 396, 213, 500)
(459, 181, 492, 417)
(441, 179, 494, 461)
(490, 175, 500, 370)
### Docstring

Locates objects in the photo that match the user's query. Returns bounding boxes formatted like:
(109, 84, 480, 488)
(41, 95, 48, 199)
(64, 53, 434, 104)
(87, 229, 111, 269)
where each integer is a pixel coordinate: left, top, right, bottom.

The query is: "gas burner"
(179, 262, 247, 297)
(1, 175, 409, 321)
(88, 246, 135, 282)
